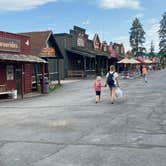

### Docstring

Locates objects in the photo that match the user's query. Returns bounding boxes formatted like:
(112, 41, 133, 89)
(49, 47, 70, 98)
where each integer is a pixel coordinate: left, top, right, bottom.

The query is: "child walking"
(94, 76, 103, 103)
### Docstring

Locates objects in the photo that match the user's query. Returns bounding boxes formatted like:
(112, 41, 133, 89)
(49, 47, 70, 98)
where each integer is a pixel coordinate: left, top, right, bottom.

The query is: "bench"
(0, 85, 17, 99)
(0, 85, 7, 92)
(67, 70, 85, 78)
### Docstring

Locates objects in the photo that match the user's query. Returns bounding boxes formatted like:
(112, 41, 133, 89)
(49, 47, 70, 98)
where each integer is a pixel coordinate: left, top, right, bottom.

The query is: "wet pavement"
(0, 69, 166, 166)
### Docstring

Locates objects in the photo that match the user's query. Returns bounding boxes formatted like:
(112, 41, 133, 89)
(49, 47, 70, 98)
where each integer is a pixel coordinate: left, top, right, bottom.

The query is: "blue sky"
(0, 0, 166, 52)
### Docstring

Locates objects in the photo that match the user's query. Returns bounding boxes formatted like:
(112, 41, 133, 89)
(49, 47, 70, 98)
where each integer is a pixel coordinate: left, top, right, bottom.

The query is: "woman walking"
(105, 65, 120, 104)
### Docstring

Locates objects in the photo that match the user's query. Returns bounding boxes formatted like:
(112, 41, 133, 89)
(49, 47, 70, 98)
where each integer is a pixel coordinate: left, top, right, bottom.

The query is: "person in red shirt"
(94, 76, 103, 103)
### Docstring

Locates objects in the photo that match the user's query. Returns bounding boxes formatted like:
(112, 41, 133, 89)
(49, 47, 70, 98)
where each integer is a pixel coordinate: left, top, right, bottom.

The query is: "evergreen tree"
(129, 18, 146, 57)
(159, 12, 166, 54)
(159, 12, 166, 68)
(149, 40, 155, 57)
(150, 40, 155, 53)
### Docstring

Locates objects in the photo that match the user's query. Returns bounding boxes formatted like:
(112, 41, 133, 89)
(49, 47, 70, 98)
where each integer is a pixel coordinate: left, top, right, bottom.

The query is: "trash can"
(40, 77, 49, 93)
(44, 77, 49, 93)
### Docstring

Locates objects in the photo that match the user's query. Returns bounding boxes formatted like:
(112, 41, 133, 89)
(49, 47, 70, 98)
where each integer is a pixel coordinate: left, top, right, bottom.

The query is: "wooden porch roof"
(67, 47, 109, 58)
(66, 48, 95, 58)
(0, 53, 47, 63)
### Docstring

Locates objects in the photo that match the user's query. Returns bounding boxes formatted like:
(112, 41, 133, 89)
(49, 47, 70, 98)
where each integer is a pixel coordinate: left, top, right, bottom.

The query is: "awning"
(0, 54, 47, 63)
(66, 48, 96, 58)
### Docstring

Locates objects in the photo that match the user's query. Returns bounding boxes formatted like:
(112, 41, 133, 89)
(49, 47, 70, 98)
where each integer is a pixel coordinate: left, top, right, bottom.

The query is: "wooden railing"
(67, 70, 85, 78)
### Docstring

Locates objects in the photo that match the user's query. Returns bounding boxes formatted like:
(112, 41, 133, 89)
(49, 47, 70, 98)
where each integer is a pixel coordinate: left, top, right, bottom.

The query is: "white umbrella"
(144, 59, 153, 64)
(118, 58, 131, 64)
(129, 58, 140, 64)
(118, 58, 140, 64)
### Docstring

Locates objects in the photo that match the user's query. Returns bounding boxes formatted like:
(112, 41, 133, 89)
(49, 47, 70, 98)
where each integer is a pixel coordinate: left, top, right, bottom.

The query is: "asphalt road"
(0, 69, 166, 166)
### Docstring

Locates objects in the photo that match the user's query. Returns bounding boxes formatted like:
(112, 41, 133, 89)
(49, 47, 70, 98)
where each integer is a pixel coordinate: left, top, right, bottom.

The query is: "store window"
(6, 65, 14, 80)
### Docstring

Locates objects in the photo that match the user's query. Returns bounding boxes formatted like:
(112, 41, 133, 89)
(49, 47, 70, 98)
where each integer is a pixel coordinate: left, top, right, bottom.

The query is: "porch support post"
(84, 57, 86, 76)
(21, 63, 24, 99)
(57, 58, 60, 85)
(41, 63, 45, 93)
(90, 58, 92, 71)
(95, 56, 97, 75)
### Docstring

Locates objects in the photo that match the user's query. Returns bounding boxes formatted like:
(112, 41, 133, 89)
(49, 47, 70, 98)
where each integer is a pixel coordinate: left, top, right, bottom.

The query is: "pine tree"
(147, 40, 155, 60)
(129, 18, 146, 57)
(159, 12, 166, 54)
(159, 12, 166, 68)
(150, 40, 155, 53)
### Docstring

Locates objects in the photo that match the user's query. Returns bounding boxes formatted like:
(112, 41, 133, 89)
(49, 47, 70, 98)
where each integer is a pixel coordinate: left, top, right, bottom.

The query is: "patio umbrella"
(118, 58, 140, 64)
(144, 59, 153, 64)
(129, 58, 140, 64)
(118, 58, 131, 64)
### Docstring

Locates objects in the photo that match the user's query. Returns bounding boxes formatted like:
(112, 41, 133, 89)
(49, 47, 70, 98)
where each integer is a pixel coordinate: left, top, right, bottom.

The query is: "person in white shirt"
(105, 65, 120, 104)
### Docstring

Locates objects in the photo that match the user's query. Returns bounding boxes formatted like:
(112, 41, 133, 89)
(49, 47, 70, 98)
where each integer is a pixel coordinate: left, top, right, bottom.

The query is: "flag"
(109, 45, 117, 58)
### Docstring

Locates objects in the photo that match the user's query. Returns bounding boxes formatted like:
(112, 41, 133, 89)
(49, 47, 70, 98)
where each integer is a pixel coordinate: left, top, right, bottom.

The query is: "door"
(15, 65, 21, 95)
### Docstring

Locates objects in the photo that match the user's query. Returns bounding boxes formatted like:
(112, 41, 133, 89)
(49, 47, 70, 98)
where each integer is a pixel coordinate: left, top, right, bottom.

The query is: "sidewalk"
(0, 79, 81, 103)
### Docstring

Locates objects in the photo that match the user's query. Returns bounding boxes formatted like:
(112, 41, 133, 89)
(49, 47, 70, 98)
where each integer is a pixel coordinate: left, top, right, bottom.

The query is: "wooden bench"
(0, 84, 17, 98)
(67, 70, 85, 78)
(0, 85, 7, 93)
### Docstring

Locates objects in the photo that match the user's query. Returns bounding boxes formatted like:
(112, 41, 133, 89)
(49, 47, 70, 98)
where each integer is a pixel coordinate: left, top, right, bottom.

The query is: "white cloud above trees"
(0, 0, 57, 11)
(145, 18, 160, 52)
(99, 0, 140, 9)
(0, 0, 141, 11)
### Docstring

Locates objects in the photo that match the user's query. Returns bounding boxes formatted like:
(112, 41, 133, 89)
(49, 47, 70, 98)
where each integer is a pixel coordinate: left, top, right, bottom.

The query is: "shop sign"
(0, 37, 20, 52)
(77, 33, 85, 47)
(41, 47, 55, 56)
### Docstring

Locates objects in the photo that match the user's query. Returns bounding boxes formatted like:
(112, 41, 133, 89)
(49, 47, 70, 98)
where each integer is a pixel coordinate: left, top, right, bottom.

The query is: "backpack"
(107, 72, 115, 86)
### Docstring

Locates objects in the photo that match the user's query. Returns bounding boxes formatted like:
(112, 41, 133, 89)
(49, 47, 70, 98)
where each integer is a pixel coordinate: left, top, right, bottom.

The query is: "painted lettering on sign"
(0, 37, 20, 52)
(41, 47, 55, 56)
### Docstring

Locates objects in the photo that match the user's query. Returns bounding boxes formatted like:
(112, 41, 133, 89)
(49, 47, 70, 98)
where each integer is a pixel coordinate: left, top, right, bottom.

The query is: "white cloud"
(0, 0, 57, 11)
(99, 0, 140, 9)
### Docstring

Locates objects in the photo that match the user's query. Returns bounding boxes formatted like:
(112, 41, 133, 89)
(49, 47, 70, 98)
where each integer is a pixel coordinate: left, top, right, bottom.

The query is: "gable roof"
(19, 31, 52, 56)
(93, 34, 101, 44)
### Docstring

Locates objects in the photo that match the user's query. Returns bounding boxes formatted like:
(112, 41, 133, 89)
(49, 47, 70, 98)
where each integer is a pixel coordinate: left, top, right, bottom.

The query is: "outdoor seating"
(0, 84, 17, 98)
(67, 70, 85, 78)
(120, 69, 140, 79)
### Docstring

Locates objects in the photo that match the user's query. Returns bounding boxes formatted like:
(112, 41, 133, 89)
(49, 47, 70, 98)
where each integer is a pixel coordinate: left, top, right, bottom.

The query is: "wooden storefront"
(19, 31, 63, 87)
(0, 31, 46, 99)
(54, 26, 111, 79)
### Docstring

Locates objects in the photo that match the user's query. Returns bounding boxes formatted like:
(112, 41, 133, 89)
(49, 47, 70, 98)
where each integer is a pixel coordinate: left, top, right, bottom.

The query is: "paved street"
(0, 69, 166, 166)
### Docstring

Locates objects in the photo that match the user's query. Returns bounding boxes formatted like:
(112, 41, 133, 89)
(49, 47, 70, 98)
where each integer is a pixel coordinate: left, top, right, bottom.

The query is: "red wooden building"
(0, 31, 46, 98)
